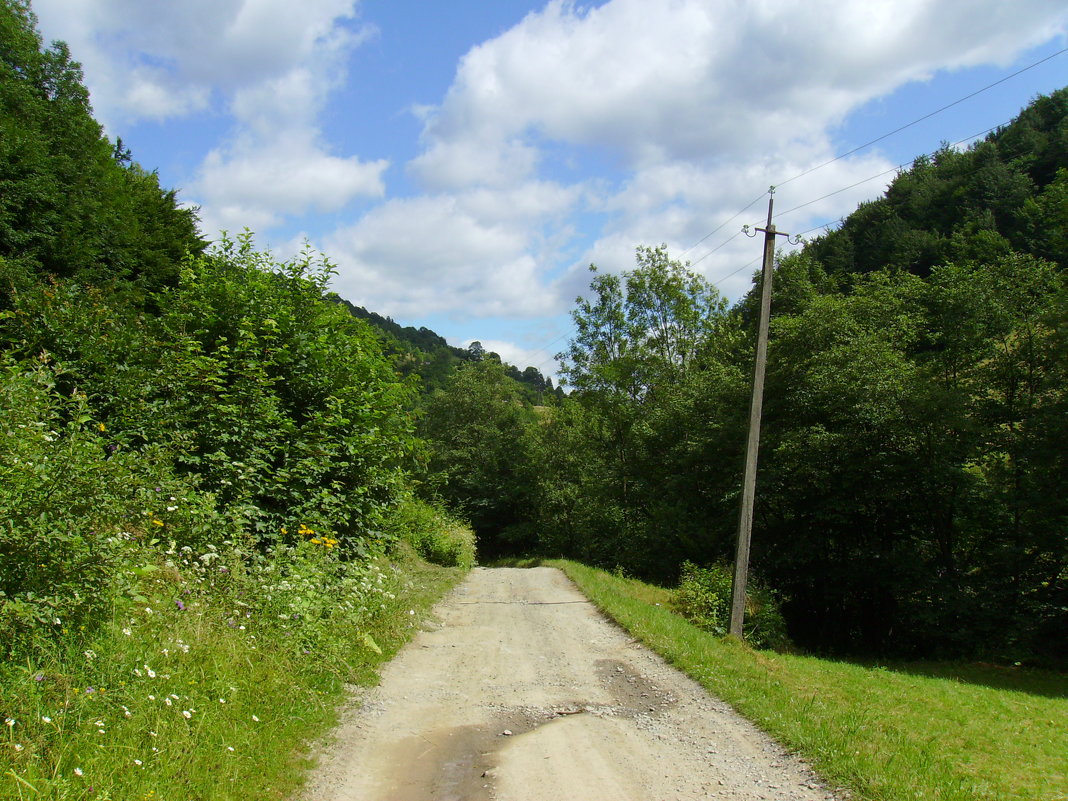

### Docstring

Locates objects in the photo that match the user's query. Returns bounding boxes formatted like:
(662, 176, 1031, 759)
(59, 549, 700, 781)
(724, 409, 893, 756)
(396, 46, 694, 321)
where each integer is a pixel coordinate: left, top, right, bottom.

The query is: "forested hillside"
(334, 296, 561, 403)
(422, 91, 1068, 663)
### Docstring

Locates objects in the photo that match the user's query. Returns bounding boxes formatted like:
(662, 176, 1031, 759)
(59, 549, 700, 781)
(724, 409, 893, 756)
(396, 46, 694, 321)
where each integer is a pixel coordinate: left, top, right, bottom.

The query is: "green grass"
(551, 559, 1068, 801)
(0, 545, 467, 801)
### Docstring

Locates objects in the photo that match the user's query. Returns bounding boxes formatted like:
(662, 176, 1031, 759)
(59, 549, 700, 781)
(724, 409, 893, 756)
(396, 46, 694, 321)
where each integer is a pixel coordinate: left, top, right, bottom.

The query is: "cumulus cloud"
(32, 0, 370, 126)
(34, 0, 383, 237)
(194, 133, 388, 236)
(415, 0, 1066, 178)
(403, 0, 1065, 307)
(324, 181, 582, 319)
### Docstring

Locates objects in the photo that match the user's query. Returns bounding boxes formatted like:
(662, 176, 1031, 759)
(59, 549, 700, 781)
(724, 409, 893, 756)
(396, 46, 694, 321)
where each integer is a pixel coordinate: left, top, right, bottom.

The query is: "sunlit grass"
(0, 543, 467, 801)
(552, 559, 1068, 801)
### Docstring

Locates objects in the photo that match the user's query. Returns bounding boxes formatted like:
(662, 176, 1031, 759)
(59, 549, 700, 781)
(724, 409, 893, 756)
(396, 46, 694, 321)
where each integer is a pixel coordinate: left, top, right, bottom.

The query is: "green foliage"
(672, 562, 789, 650)
(0, 536, 467, 801)
(335, 297, 561, 404)
(420, 359, 537, 556)
(0, 0, 204, 290)
(0, 353, 228, 652)
(2, 234, 418, 554)
(383, 496, 476, 569)
(542, 245, 734, 578)
(807, 88, 1068, 278)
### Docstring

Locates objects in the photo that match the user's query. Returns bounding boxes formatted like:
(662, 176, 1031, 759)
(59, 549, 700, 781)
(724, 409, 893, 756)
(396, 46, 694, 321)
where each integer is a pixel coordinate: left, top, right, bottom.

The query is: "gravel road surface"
(299, 566, 841, 801)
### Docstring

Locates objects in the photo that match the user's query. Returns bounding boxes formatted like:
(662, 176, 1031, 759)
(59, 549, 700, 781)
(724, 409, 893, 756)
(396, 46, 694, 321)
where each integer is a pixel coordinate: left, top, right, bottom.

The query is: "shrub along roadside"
(554, 559, 1068, 801)
(0, 538, 469, 801)
(383, 496, 476, 570)
(672, 560, 789, 650)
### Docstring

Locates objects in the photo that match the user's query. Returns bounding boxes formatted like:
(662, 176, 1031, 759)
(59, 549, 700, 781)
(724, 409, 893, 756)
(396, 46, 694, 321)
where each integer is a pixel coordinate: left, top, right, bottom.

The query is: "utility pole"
(729, 188, 792, 639)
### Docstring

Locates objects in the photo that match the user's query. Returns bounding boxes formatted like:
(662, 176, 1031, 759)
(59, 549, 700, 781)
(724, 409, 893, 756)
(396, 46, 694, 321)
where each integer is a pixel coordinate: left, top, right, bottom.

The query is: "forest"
(1, 0, 1065, 673)
(420, 92, 1068, 663)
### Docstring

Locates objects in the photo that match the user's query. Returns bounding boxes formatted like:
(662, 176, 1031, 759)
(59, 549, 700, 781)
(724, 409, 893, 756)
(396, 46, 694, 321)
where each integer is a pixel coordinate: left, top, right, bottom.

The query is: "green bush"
(2, 235, 417, 553)
(672, 561, 790, 650)
(384, 497, 476, 569)
(0, 354, 231, 655)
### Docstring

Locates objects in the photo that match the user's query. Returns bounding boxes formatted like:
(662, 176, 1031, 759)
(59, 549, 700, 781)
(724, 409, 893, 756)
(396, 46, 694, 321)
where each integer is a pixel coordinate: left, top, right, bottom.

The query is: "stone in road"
(300, 567, 839, 801)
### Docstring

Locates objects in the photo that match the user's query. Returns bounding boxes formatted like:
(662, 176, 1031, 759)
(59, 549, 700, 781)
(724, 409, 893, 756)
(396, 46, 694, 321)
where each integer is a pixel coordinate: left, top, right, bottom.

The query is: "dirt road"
(300, 567, 839, 801)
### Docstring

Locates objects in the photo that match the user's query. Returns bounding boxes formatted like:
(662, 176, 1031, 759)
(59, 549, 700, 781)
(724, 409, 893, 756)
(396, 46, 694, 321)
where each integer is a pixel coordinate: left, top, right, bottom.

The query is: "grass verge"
(0, 544, 467, 801)
(551, 559, 1068, 801)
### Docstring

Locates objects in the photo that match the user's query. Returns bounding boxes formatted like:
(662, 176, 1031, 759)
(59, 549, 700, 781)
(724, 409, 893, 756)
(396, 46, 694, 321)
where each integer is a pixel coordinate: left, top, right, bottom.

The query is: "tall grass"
(554, 559, 1068, 801)
(0, 542, 467, 801)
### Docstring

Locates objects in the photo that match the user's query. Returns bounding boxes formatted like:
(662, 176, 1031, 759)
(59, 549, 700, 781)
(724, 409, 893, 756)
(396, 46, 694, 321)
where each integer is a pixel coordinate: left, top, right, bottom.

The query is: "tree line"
(421, 89, 1068, 663)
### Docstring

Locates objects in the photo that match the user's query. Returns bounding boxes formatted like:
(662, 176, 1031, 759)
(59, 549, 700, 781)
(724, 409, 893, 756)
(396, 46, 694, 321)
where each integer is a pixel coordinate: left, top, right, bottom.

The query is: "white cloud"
(194, 131, 388, 236)
(34, 0, 381, 238)
(405, 0, 1065, 306)
(32, 0, 370, 126)
(415, 0, 1066, 175)
(324, 182, 582, 319)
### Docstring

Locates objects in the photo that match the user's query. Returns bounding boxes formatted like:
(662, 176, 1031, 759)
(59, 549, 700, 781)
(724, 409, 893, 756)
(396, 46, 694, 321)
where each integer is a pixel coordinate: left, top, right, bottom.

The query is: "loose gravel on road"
(299, 566, 843, 801)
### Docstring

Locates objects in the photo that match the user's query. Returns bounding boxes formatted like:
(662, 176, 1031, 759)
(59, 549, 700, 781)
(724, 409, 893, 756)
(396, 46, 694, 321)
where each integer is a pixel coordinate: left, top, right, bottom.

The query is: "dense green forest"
(0, 0, 428, 659)
(333, 296, 561, 403)
(421, 92, 1068, 663)
(1, 0, 1065, 670)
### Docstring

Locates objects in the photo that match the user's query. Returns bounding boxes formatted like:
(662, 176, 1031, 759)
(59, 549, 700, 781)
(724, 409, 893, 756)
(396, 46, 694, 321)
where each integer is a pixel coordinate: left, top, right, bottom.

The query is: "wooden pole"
(729, 190, 788, 639)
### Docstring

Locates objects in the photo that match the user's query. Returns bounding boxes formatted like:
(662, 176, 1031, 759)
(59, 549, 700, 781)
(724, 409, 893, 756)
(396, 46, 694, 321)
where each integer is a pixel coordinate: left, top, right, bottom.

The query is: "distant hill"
(330, 296, 562, 404)
(807, 87, 1067, 277)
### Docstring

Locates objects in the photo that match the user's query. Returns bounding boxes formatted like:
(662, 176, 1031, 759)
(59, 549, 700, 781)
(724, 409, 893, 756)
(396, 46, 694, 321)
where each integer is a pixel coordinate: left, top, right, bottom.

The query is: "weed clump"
(672, 561, 789, 650)
(384, 497, 476, 569)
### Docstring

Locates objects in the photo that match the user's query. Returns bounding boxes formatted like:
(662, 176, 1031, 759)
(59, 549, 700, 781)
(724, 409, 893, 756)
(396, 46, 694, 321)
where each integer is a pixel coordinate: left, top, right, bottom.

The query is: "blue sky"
(31, 0, 1068, 381)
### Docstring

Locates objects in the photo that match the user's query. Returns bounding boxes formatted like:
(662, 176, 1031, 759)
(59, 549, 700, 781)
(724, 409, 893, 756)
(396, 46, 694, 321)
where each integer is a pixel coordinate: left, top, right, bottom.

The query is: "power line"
(775, 46, 1067, 190)
(681, 192, 767, 257)
(735, 120, 1013, 239)
(681, 49, 1065, 272)
(688, 117, 1005, 274)
(690, 228, 744, 266)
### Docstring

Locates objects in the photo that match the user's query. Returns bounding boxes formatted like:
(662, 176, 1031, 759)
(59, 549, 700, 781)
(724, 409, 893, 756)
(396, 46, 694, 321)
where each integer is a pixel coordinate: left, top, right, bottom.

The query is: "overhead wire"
(680, 192, 767, 257)
(530, 47, 1067, 376)
(738, 121, 1012, 238)
(773, 46, 1067, 190)
(683, 45, 1066, 267)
